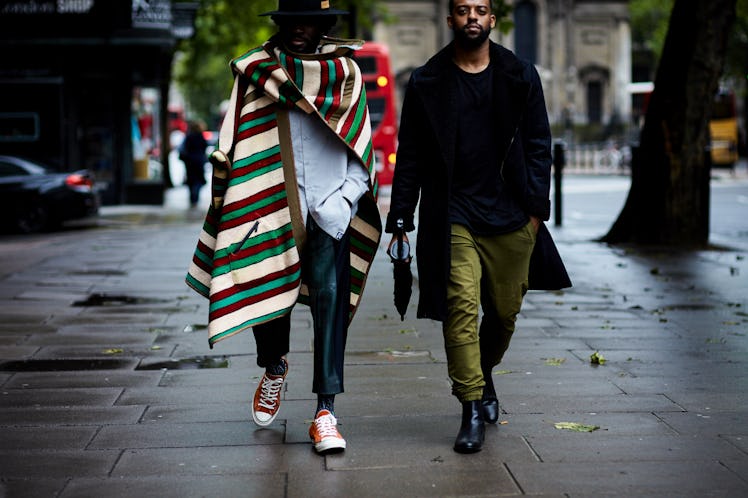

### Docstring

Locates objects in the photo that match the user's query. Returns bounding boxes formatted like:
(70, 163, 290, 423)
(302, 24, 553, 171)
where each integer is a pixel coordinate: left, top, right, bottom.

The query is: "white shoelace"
(257, 375, 284, 410)
(314, 413, 339, 438)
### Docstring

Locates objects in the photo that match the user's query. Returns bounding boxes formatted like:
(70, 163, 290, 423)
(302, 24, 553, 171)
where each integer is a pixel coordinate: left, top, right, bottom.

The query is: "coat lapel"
(415, 48, 458, 175)
(489, 45, 531, 162)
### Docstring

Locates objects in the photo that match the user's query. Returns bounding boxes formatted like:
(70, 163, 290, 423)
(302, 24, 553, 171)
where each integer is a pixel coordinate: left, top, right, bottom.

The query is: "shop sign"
(58, 0, 94, 13)
(132, 0, 172, 29)
(0, 0, 94, 14)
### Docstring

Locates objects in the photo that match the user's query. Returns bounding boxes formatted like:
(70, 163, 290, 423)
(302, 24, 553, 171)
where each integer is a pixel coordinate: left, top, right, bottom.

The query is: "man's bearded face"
(449, 0, 495, 48)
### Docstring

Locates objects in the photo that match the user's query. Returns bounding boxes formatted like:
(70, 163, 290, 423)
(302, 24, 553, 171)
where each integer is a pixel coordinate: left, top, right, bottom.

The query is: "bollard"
(553, 141, 565, 226)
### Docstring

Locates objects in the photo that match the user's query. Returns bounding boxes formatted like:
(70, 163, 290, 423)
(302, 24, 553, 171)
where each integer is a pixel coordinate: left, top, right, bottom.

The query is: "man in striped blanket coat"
(186, 0, 381, 454)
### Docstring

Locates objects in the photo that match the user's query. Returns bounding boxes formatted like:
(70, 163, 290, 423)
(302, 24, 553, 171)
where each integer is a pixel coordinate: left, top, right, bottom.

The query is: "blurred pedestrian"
(386, 0, 562, 453)
(179, 120, 208, 207)
(186, 0, 381, 455)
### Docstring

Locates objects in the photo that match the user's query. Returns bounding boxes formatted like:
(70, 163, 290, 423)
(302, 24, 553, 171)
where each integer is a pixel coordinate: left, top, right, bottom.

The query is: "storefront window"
(131, 86, 162, 180)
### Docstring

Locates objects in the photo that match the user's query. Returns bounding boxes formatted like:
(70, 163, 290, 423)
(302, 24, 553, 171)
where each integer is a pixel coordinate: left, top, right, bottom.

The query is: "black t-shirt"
(450, 63, 514, 234)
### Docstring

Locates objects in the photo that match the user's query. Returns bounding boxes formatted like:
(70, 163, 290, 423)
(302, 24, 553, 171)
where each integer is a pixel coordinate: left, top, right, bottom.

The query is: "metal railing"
(556, 142, 632, 175)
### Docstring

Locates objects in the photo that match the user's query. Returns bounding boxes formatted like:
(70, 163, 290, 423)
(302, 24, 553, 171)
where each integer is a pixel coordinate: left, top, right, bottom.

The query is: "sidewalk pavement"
(0, 184, 747, 497)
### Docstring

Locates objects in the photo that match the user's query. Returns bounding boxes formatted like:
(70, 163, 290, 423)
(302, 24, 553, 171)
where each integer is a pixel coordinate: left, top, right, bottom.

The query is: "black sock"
(316, 394, 335, 415)
(266, 359, 286, 376)
(482, 366, 497, 399)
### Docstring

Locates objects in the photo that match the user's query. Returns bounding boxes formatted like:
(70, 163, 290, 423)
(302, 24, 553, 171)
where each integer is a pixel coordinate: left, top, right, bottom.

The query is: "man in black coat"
(386, 0, 553, 453)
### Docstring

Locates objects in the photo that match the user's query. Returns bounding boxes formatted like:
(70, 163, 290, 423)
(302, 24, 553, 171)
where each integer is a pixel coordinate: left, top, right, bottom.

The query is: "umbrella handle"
(389, 218, 411, 262)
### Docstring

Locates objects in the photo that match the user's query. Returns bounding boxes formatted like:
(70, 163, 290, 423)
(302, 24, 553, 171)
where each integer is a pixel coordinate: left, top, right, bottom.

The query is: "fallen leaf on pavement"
(590, 351, 606, 365)
(554, 422, 600, 432)
(545, 357, 566, 366)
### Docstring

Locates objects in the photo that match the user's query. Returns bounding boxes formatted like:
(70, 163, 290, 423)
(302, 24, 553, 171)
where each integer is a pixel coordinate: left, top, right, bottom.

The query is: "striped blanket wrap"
(186, 39, 382, 348)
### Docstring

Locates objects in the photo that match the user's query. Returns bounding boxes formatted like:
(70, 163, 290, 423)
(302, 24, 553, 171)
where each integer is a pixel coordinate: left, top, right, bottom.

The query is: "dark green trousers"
(443, 222, 536, 402)
(253, 217, 351, 395)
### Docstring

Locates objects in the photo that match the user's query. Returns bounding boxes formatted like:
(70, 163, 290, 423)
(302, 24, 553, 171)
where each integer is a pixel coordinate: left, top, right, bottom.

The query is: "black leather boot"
(454, 400, 485, 454)
(481, 397, 500, 424)
(481, 368, 500, 424)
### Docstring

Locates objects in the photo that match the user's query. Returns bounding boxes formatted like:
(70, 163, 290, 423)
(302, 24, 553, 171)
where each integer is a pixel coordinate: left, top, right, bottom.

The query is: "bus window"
(709, 89, 738, 168)
(354, 42, 398, 186)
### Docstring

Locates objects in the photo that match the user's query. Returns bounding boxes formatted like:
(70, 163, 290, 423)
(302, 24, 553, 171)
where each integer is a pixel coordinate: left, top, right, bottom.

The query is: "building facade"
(0, 0, 196, 205)
(373, 0, 631, 138)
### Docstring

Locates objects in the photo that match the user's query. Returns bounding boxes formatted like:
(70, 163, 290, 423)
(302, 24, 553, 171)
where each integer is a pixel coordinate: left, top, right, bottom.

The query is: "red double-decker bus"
(355, 42, 398, 186)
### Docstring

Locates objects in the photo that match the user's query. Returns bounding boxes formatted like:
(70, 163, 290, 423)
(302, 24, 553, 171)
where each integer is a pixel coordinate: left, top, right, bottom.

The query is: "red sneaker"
(251, 358, 288, 427)
(309, 409, 346, 453)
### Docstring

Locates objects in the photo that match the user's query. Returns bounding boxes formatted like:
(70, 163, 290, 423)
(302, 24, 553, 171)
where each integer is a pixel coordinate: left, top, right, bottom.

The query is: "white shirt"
(289, 109, 370, 240)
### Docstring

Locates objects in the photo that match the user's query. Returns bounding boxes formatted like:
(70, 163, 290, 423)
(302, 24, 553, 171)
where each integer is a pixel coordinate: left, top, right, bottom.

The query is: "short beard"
(453, 23, 491, 48)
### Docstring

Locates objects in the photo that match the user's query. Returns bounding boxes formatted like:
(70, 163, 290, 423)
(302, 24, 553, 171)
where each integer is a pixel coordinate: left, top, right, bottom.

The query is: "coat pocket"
(227, 221, 260, 285)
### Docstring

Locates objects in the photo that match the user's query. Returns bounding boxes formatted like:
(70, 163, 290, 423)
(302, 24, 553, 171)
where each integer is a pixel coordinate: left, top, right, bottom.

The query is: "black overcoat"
(386, 41, 568, 322)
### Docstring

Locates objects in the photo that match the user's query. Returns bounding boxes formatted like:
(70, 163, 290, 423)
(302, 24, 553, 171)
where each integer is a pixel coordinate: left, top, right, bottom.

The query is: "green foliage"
(337, 0, 392, 38)
(725, 0, 748, 82)
(493, 0, 514, 34)
(629, 0, 674, 61)
(173, 0, 276, 124)
(631, 0, 747, 83)
(173, 0, 386, 123)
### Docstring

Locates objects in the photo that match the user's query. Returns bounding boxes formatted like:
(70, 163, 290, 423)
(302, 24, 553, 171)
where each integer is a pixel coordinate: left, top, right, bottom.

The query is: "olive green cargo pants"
(443, 222, 536, 402)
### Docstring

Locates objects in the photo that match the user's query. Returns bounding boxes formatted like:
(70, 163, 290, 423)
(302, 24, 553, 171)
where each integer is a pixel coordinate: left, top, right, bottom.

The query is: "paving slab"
(0, 406, 146, 426)
(656, 411, 748, 435)
(0, 346, 41, 359)
(21, 332, 164, 346)
(722, 451, 748, 483)
(0, 479, 68, 498)
(318, 391, 456, 414)
(288, 465, 523, 498)
(89, 420, 285, 449)
(60, 475, 286, 498)
(500, 393, 684, 414)
(0, 426, 98, 450)
(15, 290, 91, 303)
(490, 412, 677, 437)
(0, 450, 120, 478)
(611, 373, 748, 394)
(721, 434, 748, 453)
(114, 385, 252, 405)
(43, 313, 168, 326)
(3, 371, 163, 389)
(525, 433, 747, 463)
(113, 445, 302, 476)
(0, 387, 123, 408)
(0, 312, 51, 324)
(0, 335, 30, 347)
(662, 391, 748, 411)
(157, 368, 258, 388)
(140, 403, 257, 424)
(28, 346, 173, 360)
(508, 460, 748, 496)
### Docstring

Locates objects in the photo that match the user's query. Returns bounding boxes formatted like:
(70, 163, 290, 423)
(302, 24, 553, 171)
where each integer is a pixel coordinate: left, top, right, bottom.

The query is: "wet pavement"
(0, 174, 747, 497)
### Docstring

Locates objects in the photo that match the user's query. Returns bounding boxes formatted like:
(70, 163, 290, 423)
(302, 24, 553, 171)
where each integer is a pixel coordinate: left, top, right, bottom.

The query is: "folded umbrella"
(390, 219, 412, 321)
(392, 259, 412, 321)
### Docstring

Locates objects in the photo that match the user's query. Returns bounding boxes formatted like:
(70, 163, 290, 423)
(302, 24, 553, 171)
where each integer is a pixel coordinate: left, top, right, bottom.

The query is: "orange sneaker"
(309, 409, 346, 453)
(251, 358, 288, 427)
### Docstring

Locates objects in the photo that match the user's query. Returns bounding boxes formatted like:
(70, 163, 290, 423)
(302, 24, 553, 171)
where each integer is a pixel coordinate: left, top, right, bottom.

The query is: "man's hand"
(530, 216, 541, 233)
(388, 232, 411, 262)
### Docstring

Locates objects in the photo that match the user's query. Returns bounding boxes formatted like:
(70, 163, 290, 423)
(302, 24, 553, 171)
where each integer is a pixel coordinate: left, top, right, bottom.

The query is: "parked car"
(0, 155, 99, 233)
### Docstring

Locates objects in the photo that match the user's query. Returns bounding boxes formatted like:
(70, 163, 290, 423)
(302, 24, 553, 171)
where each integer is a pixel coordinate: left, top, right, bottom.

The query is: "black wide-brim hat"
(260, 0, 348, 16)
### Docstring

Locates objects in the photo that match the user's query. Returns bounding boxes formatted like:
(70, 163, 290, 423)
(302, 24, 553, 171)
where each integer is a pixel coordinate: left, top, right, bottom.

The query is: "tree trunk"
(601, 0, 736, 246)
